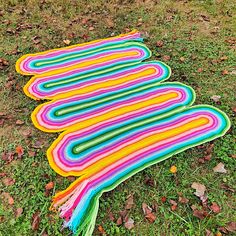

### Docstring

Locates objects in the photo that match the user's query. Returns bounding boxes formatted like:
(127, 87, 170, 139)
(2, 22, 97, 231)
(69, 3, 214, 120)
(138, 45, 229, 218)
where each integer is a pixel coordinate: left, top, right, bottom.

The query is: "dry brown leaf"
(108, 212, 115, 222)
(16, 119, 24, 125)
(8, 196, 14, 205)
(124, 218, 134, 230)
(156, 40, 164, 47)
(145, 212, 156, 223)
(193, 209, 208, 220)
(162, 55, 170, 61)
(15, 145, 24, 158)
(220, 56, 228, 61)
(125, 194, 134, 210)
(28, 150, 36, 157)
(191, 182, 206, 197)
(45, 181, 54, 190)
(63, 39, 71, 45)
(98, 225, 106, 234)
(116, 216, 122, 226)
(211, 95, 221, 102)
(142, 203, 156, 223)
(220, 183, 235, 192)
(2, 177, 15, 186)
(225, 222, 236, 232)
(213, 162, 227, 173)
(161, 196, 167, 203)
(210, 202, 221, 213)
(205, 229, 213, 236)
(142, 203, 152, 215)
(15, 208, 23, 218)
(144, 177, 155, 187)
(32, 212, 40, 231)
(105, 18, 114, 28)
(222, 69, 229, 75)
(178, 196, 189, 204)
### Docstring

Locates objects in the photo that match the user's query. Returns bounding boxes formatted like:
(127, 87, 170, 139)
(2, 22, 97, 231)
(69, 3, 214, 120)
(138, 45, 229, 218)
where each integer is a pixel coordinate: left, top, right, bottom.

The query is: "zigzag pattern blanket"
(16, 30, 230, 235)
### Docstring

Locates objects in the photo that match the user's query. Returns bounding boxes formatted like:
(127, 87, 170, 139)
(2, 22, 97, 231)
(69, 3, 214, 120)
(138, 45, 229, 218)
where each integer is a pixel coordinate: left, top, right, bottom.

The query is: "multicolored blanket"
(16, 30, 230, 235)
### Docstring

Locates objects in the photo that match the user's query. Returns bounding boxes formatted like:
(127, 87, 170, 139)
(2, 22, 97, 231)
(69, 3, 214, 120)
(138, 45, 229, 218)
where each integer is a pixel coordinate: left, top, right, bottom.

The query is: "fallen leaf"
(145, 212, 156, 223)
(45, 181, 54, 190)
(156, 40, 164, 47)
(169, 199, 177, 206)
(161, 196, 167, 203)
(144, 177, 155, 187)
(213, 162, 227, 173)
(21, 129, 32, 137)
(119, 209, 128, 220)
(32, 212, 40, 231)
(170, 165, 177, 174)
(142, 203, 156, 222)
(28, 150, 36, 157)
(191, 182, 206, 197)
(98, 225, 106, 234)
(193, 209, 208, 220)
(41, 231, 48, 236)
(125, 194, 134, 210)
(0, 58, 9, 69)
(89, 26, 94, 31)
(105, 18, 114, 28)
(67, 176, 76, 182)
(220, 183, 235, 192)
(15, 208, 23, 218)
(200, 14, 210, 22)
(230, 70, 236, 75)
(108, 212, 115, 222)
(2, 177, 15, 186)
(63, 39, 71, 45)
(221, 69, 229, 75)
(197, 68, 203, 72)
(179, 57, 185, 62)
(162, 55, 170, 61)
(15, 145, 24, 158)
(225, 222, 236, 232)
(220, 56, 228, 61)
(205, 229, 213, 236)
(8, 196, 14, 205)
(0, 119, 4, 125)
(1, 152, 14, 163)
(124, 218, 134, 230)
(171, 205, 177, 211)
(142, 203, 152, 215)
(210, 202, 221, 213)
(32, 139, 45, 149)
(16, 119, 24, 125)
(32, 36, 41, 44)
(178, 196, 189, 204)
(116, 216, 122, 226)
(211, 95, 221, 102)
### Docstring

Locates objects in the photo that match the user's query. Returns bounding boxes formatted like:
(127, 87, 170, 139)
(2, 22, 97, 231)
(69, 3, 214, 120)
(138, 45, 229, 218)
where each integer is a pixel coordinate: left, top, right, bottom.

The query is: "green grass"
(0, 0, 235, 235)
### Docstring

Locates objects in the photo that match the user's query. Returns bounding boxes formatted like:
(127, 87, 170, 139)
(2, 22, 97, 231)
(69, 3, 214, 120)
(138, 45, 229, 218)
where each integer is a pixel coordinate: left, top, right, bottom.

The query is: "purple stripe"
(56, 111, 217, 167)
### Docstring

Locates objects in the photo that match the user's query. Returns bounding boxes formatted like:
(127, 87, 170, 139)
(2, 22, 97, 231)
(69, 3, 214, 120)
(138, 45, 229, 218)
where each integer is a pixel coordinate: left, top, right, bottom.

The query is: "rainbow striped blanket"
(16, 30, 230, 235)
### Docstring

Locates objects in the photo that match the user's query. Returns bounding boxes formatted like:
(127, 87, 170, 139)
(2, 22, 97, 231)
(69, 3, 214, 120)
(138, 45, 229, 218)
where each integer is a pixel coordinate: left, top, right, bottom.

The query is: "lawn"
(0, 0, 235, 235)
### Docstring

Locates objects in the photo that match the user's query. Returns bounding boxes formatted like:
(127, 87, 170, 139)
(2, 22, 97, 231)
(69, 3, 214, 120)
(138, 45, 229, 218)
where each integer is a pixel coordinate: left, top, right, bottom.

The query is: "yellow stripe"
(15, 30, 139, 75)
(48, 117, 209, 177)
(31, 91, 178, 133)
(24, 67, 157, 100)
